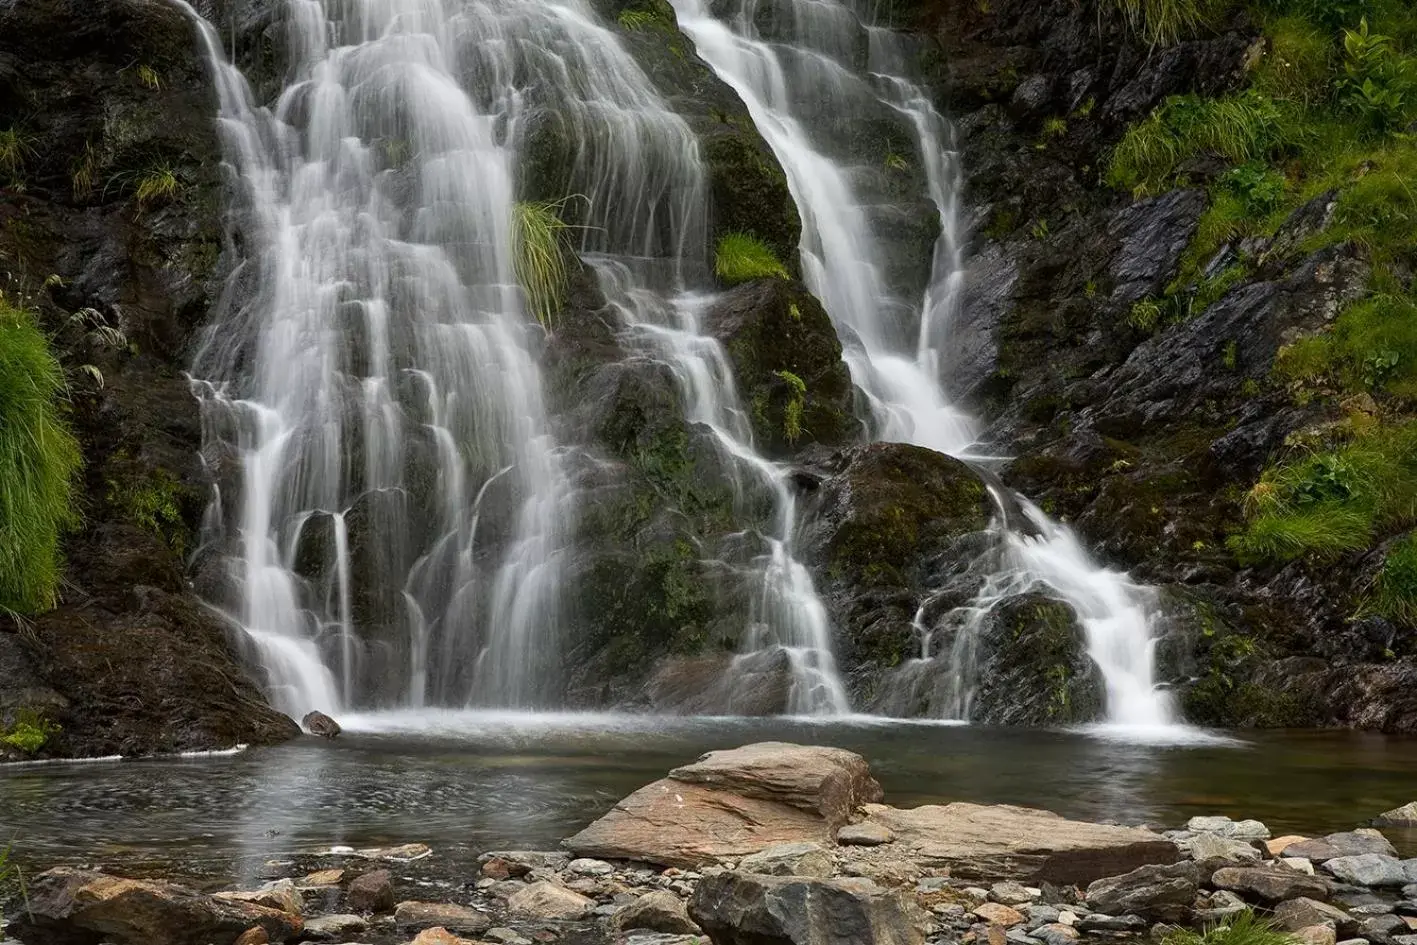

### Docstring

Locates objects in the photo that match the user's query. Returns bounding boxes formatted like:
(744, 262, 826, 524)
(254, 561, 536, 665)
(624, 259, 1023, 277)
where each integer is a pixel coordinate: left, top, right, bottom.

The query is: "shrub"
(1114, 0, 1227, 46)
(0, 297, 81, 614)
(774, 369, 806, 444)
(1338, 18, 1416, 133)
(1160, 910, 1300, 945)
(714, 232, 789, 285)
(512, 200, 572, 330)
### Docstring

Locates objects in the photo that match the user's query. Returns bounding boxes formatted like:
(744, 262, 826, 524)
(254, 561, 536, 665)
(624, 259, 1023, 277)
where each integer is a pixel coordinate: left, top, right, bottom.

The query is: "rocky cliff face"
(2, 0, 1414, 755)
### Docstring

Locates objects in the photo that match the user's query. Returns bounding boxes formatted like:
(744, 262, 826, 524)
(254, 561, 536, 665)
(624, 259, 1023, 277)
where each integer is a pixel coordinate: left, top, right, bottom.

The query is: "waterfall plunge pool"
(3, 714, 1415, 887)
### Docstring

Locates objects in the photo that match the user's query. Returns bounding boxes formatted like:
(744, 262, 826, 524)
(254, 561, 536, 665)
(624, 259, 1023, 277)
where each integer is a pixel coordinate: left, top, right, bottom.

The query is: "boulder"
(1084, 862, 1197, 922)
(10, 868, 302, 945)
(739, 842, 835, 879)
(213, 881, 302, 916)
(1180, 833, 1262, 862)
(566, 743, 880, 868)
(1270, 837, 1309, 856)
(345, 869, 395, 913)
(1375, 803, 1417, 827)
(1286, 832, 1397, 863)
(410, 929, 481, 945)
(1296, 925, 1338, 945)
(394, 901, 491, 936)
(505, 882, 594, 920)
(838, 823, 894, 847)
(973, 902, 1026, 926)
(856, 803, 1178, 884)
(233, 929, 269, 945)
(613, 890, 700, 935)
(1273, 898, 1358, 937)
(301, 711, 341, 738)
(1186, 817, 1271, 840)
(300, 913, 368, 940)
(1211, 866, 1332, 904)
(1323, 854, 1411, 888)
(689, 872, 926, 945)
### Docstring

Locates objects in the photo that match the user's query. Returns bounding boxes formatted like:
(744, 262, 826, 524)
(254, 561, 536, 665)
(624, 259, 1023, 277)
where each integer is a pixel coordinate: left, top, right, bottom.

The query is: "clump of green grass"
(1277, 292, 1417, 397)
(618, 0, 674, 31)
(1162, 911, 1298, 945)
(775, 369, 807, 444)
(0, 127, 34, 185)
(1114, 0, 1227, 46)
(0, 296, 82, 614)
(0, 710, 59, 754)
(134, 164, 179, 209)
(1254, 15, 1334, 105)
(1230, 423, 1417, 563)
(715, 233, 789, 285)
(1371, 531, 1417, 624)
(513, 200, 572, 330)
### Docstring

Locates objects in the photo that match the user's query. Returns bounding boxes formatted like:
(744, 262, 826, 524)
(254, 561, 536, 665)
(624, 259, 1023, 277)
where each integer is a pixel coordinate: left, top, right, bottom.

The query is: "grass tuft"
(134, 165, 180, 209)
(0, 296, 82, 614)
(715, 232, 789, 285)
(1114, 0, 1226, 46)
(1160, 911, 1299, 945)
(774, 369, 807, 444)
(1371, 531, 1417, 625)
(513, 200, 573, 330)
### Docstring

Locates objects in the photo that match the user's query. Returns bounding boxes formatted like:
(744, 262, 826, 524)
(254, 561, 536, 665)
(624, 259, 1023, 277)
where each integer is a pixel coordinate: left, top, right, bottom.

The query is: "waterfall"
(178, 0, 850, 718)
(668, 0, 1176, 726)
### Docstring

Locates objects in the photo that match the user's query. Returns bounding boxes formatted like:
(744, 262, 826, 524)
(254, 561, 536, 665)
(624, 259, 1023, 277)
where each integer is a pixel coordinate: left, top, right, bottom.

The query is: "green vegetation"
(714, 232, 789, 285)
(1115, 0, 1228, 46)
(1160, 911, 1297, 945)
(1371, 531, 1417, 623)
(109, 467, 187, 554)
(1230, 422, 1417, 563)
(71, 142, 98, 202)
(0, 710, 59, 754)
(512, 200, 573, 330)
(774, 369, 806, 444)
(617, 0, 675, 31)
(134, 164, 180, 209)
(0, 127, 33, 188)
(0, 295, 81, 614)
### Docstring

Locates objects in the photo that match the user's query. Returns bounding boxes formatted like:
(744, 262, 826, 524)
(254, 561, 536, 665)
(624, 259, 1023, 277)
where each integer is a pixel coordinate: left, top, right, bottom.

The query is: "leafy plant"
(774, 369, 807, 444)
(513, 200, 573, 330)
(0, 296, 82, 614)
(1220, 162, 1287, 214)
(1371, 532, 1417, 624)
(715, 232, 789, 284)
(1339, 18, 1415, 133)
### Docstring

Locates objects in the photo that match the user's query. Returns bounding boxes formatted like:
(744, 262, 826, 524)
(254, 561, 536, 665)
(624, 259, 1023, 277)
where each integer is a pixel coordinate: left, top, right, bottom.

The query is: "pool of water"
(3, 713, 1415, 886)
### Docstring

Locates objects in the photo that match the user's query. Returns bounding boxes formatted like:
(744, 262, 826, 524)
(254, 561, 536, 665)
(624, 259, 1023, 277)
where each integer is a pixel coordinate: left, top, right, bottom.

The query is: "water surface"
(3, 714, 1414, 885)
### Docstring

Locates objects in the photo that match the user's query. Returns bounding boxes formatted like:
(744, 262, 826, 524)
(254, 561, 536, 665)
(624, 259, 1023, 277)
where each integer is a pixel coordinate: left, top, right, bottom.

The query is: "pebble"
(837, 822, 895, 847)
(990, 881, 1038, 906)
(973, 903, 1026, 927)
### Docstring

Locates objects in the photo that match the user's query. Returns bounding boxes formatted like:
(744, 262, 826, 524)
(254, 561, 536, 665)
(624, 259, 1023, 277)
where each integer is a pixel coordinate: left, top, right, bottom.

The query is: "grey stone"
(1405, 885, 1417, 899)
(1193, 889, 1249, 923)
(393, 901, 491, 935)
(301, 914, 368, 939)
(739, 842, 834, 879)
(1026, 904, 1062, 928)
(506, 882, 594, 920)
(1350, 904, 1396, 916)
(1359, 915, 1408, 937)
(990, 882, 1039, 906)
(485, 930, 533, 945)
(1181, 833, 1262, 863)
(568, 857, 615, 876)
(1336, 940, 1370, 945)
(1077, 913, 1148, 932)
(690, 872, 926, 945)
(1287, 833, 1398, 864)
(1084, 863, 1196, 921)
(1283, 858, 1318, 876)
(1186, 817, 1271, 841)
(838, 822, 894, 847)
(478, 851, 571, 873)
(1375, 803, 1417, 827)
(1273, 898, 1358, 936)
(1324, 855, 1410, 888)
(1391, 935, 1417, 945)
(1033, 923, 1080, 945)
(1211, 866, 1332, 904)
(613, 891, 700, 935)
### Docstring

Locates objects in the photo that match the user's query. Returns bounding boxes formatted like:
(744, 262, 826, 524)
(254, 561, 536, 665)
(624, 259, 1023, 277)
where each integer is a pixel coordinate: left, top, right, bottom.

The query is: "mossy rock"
(703, 131, 800, 265)
(705, 278, 860, 457)
(970, 593, 1105, 725)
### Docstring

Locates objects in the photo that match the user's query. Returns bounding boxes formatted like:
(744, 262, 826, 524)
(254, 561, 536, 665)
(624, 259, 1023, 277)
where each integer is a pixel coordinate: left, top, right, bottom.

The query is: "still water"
(3, 713, 1415, 885)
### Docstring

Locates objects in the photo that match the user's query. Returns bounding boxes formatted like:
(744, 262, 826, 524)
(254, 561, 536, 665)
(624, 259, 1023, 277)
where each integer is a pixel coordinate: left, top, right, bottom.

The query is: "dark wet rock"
(1324, 855, 1411, 888)
(9, 868, 303, 945)
(705, 278, 861, 457)
(1084, 862, 1198, 922)
(1274, 899, 1359, 937)
(344, 869, 394, 914)
(301, 711, 341, 739)
(394, 901, 492, 936)
(1289, 833, 1400, 864)
(1211, 865, 1333, 904)
(613, 890, 700, 935)
(689, 872, 927, 945)
(969, 593, 1104, 725)
(1106, 190, 1207, 305)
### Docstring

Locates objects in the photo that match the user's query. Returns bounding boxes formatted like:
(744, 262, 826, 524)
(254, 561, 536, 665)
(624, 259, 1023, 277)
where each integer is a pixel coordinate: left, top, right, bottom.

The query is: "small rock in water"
(395, 901, 491, 935)
(738, 841, 834, 880)
(1186, 816, 1271, 841)
(301, 710, 341, 738)
(1324, 854, 1410, 888)
(973, 902, 1026, 927)
(990, 881, 1038, 906)
(346, 868, 395, 913)
(301, 913, 368, 939)
(837, 822, 895, 847)
(353, 842, 431, 861)
(613, 890, 700, 935)
(568, 857, 615, 877)
(507, 880, 595, 920)
(299, 869, 345, 888)
(1375, 803, 1417, 827)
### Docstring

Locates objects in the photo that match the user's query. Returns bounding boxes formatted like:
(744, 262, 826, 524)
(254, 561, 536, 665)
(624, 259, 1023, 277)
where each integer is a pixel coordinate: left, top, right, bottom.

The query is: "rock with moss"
(970, 594, 1104, 725)
(705, 279, 861, 457)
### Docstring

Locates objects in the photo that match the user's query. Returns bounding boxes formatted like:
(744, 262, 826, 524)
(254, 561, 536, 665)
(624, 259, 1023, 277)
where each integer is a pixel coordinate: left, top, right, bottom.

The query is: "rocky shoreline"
(7, 743, 1417, 945)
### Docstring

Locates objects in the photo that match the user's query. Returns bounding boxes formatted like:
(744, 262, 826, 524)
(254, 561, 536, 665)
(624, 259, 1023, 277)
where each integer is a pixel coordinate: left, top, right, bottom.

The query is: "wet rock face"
(689, 872, 928, 945)
(0, 0, 296, 757)
(969, 594, 1104, 726)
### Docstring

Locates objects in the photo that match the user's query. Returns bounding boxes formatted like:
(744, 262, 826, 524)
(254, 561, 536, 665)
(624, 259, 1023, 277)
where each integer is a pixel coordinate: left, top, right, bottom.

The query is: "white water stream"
(668, 0, 1176, 726)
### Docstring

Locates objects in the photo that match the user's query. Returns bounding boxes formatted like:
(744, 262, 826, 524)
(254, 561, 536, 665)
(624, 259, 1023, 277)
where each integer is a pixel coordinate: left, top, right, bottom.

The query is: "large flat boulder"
(689, 872, 926, 945)
(565, 743, 881, 868)
(856, 803, 1179, 884)
(9, 868, 302, 945)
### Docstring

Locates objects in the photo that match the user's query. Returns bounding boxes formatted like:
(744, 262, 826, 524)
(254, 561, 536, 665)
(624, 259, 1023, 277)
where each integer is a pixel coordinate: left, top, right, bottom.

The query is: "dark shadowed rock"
(1211, 866, 1333, 903)
(1107, 190, 1207, 305)
(1084, 862, 1197, 921)
(345, 869, 394, 913)
(1273, 898, 1358, 937)
(689, 872, 927, 945)
(1287, 832, 1399, 864)
(301, 711, 341, 739)
(857, 803, 1178, 884)
(969, 594, 1104, 725)
(613, 890, 700, 935)
(9, 868, 302, 945)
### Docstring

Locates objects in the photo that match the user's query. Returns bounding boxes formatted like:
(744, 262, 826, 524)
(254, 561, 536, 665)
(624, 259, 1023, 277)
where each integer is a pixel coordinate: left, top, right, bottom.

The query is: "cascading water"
(668, 0, 1176, 726)
(181, 0, 850, 718)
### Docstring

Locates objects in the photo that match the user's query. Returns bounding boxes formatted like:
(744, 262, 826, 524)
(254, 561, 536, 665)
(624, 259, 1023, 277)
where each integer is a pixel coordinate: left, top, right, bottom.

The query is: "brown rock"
(858, 803, 1179, 884)
(234, 929, 269, 945)
(690, 871, 926, 945)
(346, 869, 395, 913)
(668, 743, 883, 829)
(214, 881, 302, 917)
(564, 777, 834, 868)
(302, 710, 341, 738)
(12, 868, 302, 945)
(1272, 898, 1356, 936)
(394, 901, 491, 935)
(505, 881, 594, 920)
(1210, 866, 1332, 904)
(410, 928, 478, 945)
(1295, 924, 1337, 945)
(838, 822, 894, 847)
(973, 902, 1026, 927)
(613, 890, 700, 934)
(480, 857, 514, 880)
(1268, 836, 1309, 857)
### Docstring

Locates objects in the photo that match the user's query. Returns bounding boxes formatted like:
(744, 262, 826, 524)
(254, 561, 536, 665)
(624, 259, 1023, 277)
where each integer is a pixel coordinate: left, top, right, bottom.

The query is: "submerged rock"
(301, 711, 341, 739)
(1375, 803, 1417, 827)
(689, 872, 927, 945)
